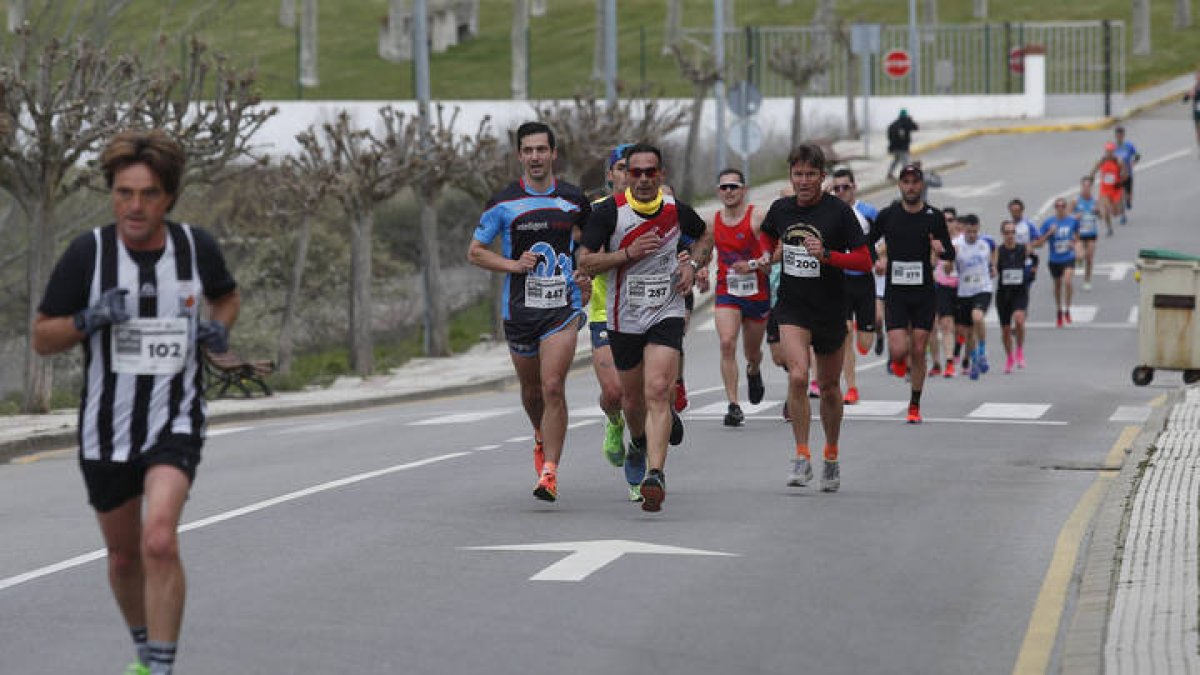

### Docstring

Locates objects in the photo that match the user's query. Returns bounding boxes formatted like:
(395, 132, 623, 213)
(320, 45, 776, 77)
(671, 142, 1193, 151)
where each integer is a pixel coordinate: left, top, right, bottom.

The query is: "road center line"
(0, 451, 470, 594)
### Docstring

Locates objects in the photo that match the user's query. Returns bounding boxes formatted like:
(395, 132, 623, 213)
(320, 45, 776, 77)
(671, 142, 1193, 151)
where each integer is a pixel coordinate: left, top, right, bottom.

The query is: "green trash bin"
(1132, 248, 1200, 386)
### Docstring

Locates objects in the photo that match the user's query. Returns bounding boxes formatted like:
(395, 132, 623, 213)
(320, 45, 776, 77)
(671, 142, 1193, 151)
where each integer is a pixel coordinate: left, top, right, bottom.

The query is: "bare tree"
(1176, 0, 1192, 29)
(592, 0, 604, 81)
(671, 44, 720, 202)
(769, 44, 830, 149)
(7, 0, 25, 32)
(512, 0, 528, 99)
(312, 109, 417, 375)
(299, 0, 318, 87)
(662, 0, 683, 56)
(973, 0, 987, 20)
(1132, 0, 1150, 55)
(278, 0, 295, 28)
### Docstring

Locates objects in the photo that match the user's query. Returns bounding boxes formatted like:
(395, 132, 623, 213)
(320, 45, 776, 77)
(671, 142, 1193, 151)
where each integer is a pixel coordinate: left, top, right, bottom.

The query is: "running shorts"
(935, 283, 958, 318)
(844, 274, 877, 332)
(589, 321, 611, 350)
(505, 309, 584, 357)
(81, 433, 201, 513)
(995, 287, 1029, 327)
(771, 302, 847, 355)
(1048, 261, 1074, 279)
(885, 290, 937, 332)
(954, 292, 992, 327)
(766, 309, 780, 345)
(716, 294, 771, 321)
(608, 317, 686, 371)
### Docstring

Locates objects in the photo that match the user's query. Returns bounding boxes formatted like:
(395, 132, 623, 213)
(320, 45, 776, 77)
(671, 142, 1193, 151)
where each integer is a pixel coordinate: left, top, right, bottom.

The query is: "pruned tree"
(279, 0, 295, 28)
(511, 0, 528, 99)
(671, 43, 720, 202)
(1175, 0, 1192, 29)
(973, 0, 986, 20)
(1132, 0, 1150, 55)
(662, 0, 683, 56)
(311, 109, 418, 374)
(769, 44, 830, 149)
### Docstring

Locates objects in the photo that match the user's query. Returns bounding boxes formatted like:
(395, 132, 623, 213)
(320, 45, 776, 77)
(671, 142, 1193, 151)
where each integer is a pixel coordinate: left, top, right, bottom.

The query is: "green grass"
(95, 1, 1198, 100)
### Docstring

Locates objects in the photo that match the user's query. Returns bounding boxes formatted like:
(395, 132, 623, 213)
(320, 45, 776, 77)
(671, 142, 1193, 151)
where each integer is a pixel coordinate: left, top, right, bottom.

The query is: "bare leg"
(715, 307, 743, 404)
(140, 465, 191, 643)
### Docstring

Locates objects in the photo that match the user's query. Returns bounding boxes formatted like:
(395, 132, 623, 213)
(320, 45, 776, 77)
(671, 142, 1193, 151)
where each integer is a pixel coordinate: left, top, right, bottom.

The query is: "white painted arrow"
(462, 539, 738, 582)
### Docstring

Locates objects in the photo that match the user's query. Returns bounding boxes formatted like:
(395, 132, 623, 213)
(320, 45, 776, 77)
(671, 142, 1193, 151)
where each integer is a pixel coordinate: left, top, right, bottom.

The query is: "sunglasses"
(830, 184, 854, 193)
(1054, 203, 1067, 208)
(628, 167, 660, 179)
(718, 183, 742, 191)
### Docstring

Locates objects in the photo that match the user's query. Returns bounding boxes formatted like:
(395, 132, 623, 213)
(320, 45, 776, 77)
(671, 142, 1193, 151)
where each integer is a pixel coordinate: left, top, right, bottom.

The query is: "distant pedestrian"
(1183, 69, 1200, 156)
(1111, 126, 1140, 215)
(886, 109, 919, 179)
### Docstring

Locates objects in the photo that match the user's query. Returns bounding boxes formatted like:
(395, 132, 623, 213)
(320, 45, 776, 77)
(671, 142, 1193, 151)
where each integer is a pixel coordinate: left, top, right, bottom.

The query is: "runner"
(578, 142, 706, 512)
(1089, 142, 1126, 236)
(1071, 175, 1101, 290)
(949, 214, 996, 381)
(468, 121, 591, 503)
(1034, 198, 1081, 327)
(1112, 125, 1141, 217)
(1185, 69, 1200, 156)
(710, 168, 770, 426)
(870, 163, 955, 424)
(829, 167, 878, 404)
(32, 129, 241, 675)
(994, 220, 1030, 373)
(760, 143, 873, 492)
(589, 143, 645, 501)
(932, 206, 961, 377)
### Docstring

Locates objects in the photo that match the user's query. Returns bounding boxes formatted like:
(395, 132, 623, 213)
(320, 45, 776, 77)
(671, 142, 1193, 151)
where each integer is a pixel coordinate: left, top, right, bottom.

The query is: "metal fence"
(682, 21, 1125, 97)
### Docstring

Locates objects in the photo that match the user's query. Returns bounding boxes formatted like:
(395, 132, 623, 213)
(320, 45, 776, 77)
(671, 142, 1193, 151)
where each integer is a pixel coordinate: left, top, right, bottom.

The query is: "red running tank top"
(714, 206, 769, 301)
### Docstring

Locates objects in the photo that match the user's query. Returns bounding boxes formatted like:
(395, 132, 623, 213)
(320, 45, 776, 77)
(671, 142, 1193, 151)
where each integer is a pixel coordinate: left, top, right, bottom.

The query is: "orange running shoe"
(533, 471, 557, 502)
(944, 360, 955, 378)
(844, 387, 860, 405)
(891, 359, 908, 378)
(906, 404, 922, 424)
(533, 437, 545, 477)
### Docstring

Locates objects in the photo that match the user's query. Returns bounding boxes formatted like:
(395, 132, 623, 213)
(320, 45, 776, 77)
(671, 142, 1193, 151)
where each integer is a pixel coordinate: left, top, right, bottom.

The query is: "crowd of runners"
(468, 121, 1141, 514)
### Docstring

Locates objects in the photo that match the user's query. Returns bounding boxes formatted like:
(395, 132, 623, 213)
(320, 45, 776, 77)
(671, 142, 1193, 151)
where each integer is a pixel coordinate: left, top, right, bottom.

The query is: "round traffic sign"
(727, 118, 763, 158)
(883, 49, 911, 79)
(727, 80, 762, 118)
(1008, 46, 1025, 74)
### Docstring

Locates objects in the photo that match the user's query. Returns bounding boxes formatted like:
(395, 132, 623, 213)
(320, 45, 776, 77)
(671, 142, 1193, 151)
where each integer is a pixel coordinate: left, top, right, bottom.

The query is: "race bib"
(111, 318, 190, 375)
(1001, 268, 1024, 286)
(525, 275, 568, 309)
(1102, 173, 1117, 185)
(627, 273, 672, 307)
(961, 272, 984, 287)
(1080, 214, 1098, 235)
(1053, 239, 1073, 255)
(891, 260, 924, 285)
(726, 271, 759, 297)
(782, 245, 820, 278)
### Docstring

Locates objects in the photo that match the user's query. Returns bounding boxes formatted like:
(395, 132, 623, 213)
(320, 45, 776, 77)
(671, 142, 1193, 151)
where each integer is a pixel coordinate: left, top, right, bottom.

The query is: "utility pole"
(908, 0, 919, 95)
(713, 0, 727, 173)
(604, 0, 617, 107)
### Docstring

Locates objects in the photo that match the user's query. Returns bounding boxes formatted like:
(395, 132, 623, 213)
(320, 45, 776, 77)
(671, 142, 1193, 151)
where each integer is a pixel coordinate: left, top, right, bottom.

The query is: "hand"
(696, 266, 711, 293)
(197, 320, 230, 354)
(802, 235, 824, 259)
(731, 260, 751, 274)
(573, 269, 592, 306)
(627, 231, 662, 262)
(931, 239, 945, 256)
(513, 250, 538, 274)
(74, 288, 129, 335)
(675, 261, 695, 295)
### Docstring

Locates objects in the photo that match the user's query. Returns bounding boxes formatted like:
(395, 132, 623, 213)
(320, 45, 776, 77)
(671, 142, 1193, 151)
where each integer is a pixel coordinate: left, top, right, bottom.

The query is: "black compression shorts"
(771, 302, 847, 355)
(995, 287, 1029, 327)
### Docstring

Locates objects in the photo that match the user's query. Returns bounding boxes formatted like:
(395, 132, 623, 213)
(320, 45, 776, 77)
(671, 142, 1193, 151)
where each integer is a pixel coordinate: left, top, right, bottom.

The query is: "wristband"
(748, 259, 759, 271)
(688, 259, 700, 270)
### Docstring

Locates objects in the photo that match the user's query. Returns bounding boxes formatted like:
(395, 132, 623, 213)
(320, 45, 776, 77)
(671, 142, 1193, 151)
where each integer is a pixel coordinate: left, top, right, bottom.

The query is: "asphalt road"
(1, 105, 1197, 674)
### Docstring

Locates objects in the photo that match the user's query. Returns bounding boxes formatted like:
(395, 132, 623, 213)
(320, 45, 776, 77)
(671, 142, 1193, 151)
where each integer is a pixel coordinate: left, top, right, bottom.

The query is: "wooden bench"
(203, 349, 275, 399)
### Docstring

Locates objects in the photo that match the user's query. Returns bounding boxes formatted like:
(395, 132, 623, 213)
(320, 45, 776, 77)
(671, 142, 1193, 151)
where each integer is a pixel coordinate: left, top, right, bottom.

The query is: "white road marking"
(473, 444, 502, 451)
(1068, 305, 1098, 323)
(278, 419, 379, 434)
(692, 400, 781, 415)
(695, 317, 715, 332)
(1109, 406, 1152, 422)
(1106, 263, 1134, 282)
(568, 419, 599, 430)
(0, 452, 470, 593)
(937, 180, 1005, 199)
(1128, 305, 1139, 324)
(843, 400, 911, 416)
(408, 408, 517, 426)
(968, 403, 1051, 419)
(208, 426, 253, 437)
(506, 435, 533, 444)
(462, 539, 738, 582)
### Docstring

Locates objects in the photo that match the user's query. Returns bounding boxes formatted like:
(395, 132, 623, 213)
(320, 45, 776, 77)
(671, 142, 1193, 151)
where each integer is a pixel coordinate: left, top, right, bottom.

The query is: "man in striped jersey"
(33, 130, 240, 675)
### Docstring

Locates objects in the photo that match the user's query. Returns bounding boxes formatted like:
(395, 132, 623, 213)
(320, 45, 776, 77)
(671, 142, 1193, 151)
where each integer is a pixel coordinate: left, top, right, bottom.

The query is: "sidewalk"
(3, 78, 1196, 673)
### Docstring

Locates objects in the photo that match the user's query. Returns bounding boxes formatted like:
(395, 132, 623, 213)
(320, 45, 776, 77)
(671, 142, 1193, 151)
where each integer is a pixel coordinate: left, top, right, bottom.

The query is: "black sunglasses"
(628, 167, 660, 179)
(718, 183, 742, 191)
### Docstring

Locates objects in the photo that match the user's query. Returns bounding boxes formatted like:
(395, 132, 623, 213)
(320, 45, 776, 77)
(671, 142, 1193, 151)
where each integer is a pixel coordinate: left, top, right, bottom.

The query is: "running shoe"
(960, 355, 970, 374)
(533, 437, 545, 477)
(820, 460, 841, 493)
(125, 664, 150, 675)
(624, 441, 646, 487)
(603, 418, 626, 467)
(1120, 214, 1127, 225)
(890, 359, 907, 378)
(856, 339, 870, 356)
(533, 471, 557, 502)
(844, 387, 860, 405)
(673, 380, 689, 412)
(977, 349, 989, 374)
(640, 470, 665, 512)
(723, 402, 745, 427)
(627, 484, 643, 502)
(808, 380, 820, 398)
(787, 457, 813, 487)
(1083, 281, 1093, 291)
(969, 360, 980, 380)
(1016, 348, 1027, 369)
(747, 365, 765, 405)
(928, 363, 942, 377)
(1065, 309, 1072, 324)
(1056, 310, 1064, 328)
(944, 360, 956, 378)
(1005, 354, 1015, 374)
(874, 332, 885, 355)
(669, 409, 685, 446)
(906, 404, 922, 424)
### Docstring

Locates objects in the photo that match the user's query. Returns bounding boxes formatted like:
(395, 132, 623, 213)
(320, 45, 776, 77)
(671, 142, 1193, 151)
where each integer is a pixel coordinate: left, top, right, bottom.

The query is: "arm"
(468, 238, 534, 274)
(932, 214, 955, 261)
(32, 314, 84, 356)
(207, 288, 241, 332)
(823, 245, 873, 273)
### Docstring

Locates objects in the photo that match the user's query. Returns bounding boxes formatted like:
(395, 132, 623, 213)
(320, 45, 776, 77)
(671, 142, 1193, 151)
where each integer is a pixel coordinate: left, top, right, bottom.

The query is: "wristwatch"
(748, 259, 759, 271)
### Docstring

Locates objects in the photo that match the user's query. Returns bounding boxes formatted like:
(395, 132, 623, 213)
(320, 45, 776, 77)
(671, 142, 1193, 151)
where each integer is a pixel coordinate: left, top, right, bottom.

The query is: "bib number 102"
(147, 343, 183, 359)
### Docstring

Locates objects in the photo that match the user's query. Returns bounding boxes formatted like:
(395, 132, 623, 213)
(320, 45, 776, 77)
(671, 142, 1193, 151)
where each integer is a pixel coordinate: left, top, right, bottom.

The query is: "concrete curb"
(1058, 388, 1182, 674)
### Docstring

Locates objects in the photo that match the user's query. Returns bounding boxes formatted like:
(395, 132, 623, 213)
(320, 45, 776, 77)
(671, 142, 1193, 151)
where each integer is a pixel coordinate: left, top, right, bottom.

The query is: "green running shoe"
(603, 417, 626, 467)
(627, 484, 643, 502)
(124, 663, 150, 675)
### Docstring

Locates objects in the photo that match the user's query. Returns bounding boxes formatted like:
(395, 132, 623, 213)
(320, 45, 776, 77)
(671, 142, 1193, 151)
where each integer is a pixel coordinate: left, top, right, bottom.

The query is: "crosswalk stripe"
(968, 403, 1051, 419)
(843, 400, 911, 416)
(1109, 406, 1152, 422)
(692, 400, 781, 415)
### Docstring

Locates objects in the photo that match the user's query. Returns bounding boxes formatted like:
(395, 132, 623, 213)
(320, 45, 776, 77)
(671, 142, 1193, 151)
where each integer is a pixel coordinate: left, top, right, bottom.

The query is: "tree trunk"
(845, 51, 859, 138)
(8, 0, 26, 32)
(511, 0, 528, 99)
(790, 88, 804, 149)
(278, 0, 295, 28)
(810, 0, 835, 94)
(724, 0, 736, 28)
(531, 0, 547, 17)
(23, 193, 55, 413)
(923, 0, 938, 30)
(276, 212, 313, 377)
(491, 272, 505, 343)
(348, 207, 374, 375)
(1132, 0, 1151, 55)
(973, 0, 986, 20)
(680, 88, 705, 202)
(592, 0, 604, 81)
(299, 0, 319, 87)
(662, 0, 682, 56)
(1175, 0, 1192, 29)
(419, 186, 450, 356)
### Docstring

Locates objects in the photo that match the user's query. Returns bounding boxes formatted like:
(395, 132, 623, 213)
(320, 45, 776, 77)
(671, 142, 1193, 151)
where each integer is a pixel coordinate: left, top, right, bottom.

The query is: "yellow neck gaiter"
(625, 188, 663, 216)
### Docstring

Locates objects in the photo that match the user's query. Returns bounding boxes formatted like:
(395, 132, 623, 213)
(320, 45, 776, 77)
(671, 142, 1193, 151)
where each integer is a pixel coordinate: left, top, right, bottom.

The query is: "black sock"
(631, 435, 647, 451)
(953, 342, 962, 358)
(910, 390, 922, 407)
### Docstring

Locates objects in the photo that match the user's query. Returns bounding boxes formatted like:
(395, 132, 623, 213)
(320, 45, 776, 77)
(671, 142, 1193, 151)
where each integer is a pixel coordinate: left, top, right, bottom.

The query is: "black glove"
(73, 288, 130, 335)
(196, 320, 230, 354)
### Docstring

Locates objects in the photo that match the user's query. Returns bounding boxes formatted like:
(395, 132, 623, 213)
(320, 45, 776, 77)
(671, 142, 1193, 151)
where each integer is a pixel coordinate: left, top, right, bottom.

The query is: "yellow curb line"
(1011, 424, 1141, 675)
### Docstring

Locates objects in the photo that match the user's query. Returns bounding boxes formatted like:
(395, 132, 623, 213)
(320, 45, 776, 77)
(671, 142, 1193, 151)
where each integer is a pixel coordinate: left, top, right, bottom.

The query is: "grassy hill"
(105, 1, 1198, 101)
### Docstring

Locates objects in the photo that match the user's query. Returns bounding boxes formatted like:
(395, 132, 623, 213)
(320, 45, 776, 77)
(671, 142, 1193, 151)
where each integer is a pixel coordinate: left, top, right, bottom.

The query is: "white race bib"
(111, 318, 190, 375)
(782, 245, 820, 278)
(1001, 268, 1024, 286)
(627, 273, 672, 307)
(1080, 213, 1098, 235)
(726, 271, 759, 297)
(524, 275, 568, 309)
(1053, 239, 1073, 255)
(1102, 173, 1117, 185)
(890, 261, 924, 285)
(961, 272, 984, 287)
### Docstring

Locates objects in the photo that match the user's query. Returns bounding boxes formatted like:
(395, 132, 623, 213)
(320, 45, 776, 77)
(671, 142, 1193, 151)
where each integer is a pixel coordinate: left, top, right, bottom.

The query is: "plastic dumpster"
(1132, 248, 1200, 386)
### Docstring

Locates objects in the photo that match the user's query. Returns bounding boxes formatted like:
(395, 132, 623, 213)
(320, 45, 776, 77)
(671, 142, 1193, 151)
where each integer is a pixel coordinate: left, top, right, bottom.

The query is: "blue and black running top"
(474, 178, 591, 322)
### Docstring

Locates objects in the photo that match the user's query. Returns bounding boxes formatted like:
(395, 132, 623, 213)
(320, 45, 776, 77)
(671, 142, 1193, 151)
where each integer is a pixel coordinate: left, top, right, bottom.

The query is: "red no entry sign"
(883, 49, 911, 79)
(1009, 46, 1025, 74)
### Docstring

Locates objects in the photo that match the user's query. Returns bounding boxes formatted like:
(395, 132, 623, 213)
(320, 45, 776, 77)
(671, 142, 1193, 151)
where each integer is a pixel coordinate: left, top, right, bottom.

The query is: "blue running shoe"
(977, 348, 989, 374)
(969, 360, 980, 380)
(624, 440, 646, 488)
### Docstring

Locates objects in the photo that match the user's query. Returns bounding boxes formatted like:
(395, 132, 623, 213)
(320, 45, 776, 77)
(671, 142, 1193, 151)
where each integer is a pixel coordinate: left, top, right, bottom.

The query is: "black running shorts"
(80, 433, 201, 513)
(608, 317, 686, 371)
(844, 274, 876, 332)
(885, 290, 937, 332)
(995, 287, 1029, 327)
(771, 302, 847, 355)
